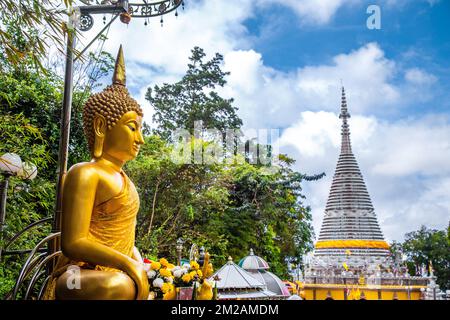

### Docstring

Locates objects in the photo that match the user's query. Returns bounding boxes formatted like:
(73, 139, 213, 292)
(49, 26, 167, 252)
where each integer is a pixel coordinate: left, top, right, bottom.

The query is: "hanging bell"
(120, 11, 131, 25)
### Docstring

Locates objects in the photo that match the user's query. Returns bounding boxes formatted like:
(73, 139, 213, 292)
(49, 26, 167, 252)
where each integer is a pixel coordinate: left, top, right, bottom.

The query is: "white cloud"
(256, 0, 441, 25)
(370, 116, 450, 176)
(383, 0, 441, 8)
(405, 68, 437, 85)
(80, 0, 253, 73)
(279, 111, 341, 158)
(381, 176, 450, 241)
(223, 50, 264, 95)
(221, 42, 441, 134)
(77, 3, 436, 129)
(76, 0, 258, 125)
(295, 42, 399, 113)
(220, 42, 405, 129)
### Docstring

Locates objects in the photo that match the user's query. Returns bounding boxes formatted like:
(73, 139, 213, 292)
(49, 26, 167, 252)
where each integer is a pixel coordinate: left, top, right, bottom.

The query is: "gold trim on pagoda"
(315, 240, 390, 250)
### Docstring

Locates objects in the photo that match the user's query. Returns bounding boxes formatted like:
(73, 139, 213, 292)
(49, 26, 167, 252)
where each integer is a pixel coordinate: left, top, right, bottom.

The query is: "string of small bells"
(101, 0, 185, 27)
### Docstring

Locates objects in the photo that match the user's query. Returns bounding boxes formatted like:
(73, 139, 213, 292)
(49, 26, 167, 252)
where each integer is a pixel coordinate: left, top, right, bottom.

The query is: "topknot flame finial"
(112, 45, 126, 86)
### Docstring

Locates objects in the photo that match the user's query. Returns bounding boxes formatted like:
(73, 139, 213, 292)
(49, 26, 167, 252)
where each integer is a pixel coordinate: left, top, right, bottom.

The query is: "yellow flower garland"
(315, 240, 390, 249)
(159, 268, 172, 278)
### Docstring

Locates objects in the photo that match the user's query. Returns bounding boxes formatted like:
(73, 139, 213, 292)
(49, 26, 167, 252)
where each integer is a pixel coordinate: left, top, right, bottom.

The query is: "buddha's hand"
(125, 259, 150, 300)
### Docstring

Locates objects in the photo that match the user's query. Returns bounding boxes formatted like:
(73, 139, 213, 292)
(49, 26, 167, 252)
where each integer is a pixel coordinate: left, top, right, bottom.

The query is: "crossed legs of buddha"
(55, 268, 136, 300)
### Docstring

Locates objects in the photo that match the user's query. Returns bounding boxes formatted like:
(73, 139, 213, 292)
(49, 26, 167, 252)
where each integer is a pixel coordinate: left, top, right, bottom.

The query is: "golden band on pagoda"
(315, 240, 390, 250)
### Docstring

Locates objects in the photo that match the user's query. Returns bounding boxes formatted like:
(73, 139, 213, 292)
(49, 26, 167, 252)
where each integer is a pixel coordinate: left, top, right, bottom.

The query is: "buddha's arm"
(132, 246, 144, 263)
(60, 165, 149, 299)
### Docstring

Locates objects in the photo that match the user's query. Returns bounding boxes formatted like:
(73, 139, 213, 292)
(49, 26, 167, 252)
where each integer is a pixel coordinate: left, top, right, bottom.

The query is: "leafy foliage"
(140, 46, 322, 277)
(0, 114, 54, 297)
(126, 136, 317, 278)
(0, 0, 72, 72)
(0, 60, 89, 176)
(126, 136, 232, 264)
(401, 225, 450, 290)
(0, 17, 113, 297)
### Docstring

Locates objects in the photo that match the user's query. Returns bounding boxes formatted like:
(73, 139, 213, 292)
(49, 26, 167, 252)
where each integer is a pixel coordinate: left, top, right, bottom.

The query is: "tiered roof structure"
(210, 257, 277, 299)
(239, 249, 291, 297)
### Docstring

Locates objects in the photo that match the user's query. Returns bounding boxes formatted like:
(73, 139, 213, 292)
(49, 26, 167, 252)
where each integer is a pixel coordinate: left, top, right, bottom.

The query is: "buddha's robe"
(43, 171, 139, 299)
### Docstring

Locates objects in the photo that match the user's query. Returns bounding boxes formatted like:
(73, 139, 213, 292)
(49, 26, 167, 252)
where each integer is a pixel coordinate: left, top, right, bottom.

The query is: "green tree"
(401, 225, 450, 290)
(0, 0, 72, 72)
(138, 46, 321, 278)
(146, 46, 243, 141)
(0, 0, 72, 71)
(1, 20, 115, 172)
(0, 18, 114, 297)
(126, 135, 231, 264)
(0, 58, 90, 177)
(0, 114, 54, 297)
(224, 154, 322, 277)
(126, 135, 321, 278)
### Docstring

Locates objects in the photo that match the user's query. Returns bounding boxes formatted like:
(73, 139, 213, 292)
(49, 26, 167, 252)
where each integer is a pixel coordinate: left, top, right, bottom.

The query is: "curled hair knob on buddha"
(83, 45, 143, 158)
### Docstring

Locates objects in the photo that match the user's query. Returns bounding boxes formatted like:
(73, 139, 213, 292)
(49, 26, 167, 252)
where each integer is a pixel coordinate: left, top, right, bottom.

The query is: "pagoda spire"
(300, 88, 430, 299)
(339, 87, 352, 154)
(312, 87, 389, 262)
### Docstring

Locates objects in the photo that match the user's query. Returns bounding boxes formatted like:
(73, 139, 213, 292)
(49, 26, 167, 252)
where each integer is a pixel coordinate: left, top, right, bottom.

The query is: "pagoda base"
(301, 283, 426, 300)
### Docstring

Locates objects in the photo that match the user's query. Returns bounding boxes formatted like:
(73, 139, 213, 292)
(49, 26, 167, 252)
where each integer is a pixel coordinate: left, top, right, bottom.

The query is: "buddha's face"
(102, 111, 144, 162)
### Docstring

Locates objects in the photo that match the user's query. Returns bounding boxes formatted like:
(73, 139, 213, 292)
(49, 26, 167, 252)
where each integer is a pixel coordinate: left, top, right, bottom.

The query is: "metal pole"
(177, 248, 181, 266)
(407, 279, 411, 300)
(51, 28, 76, 252)
(0, 173, 11, 261)
(344, 277, 347, 300)
(0, 174, 11, 230)
(50, 3, 128, 261)
(313, 276, 316, 300)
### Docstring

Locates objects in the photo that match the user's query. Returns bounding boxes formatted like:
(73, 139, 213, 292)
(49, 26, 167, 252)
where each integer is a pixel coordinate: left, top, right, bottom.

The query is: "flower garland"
(143, 258, 177, 300)
(315, 240, 390, 249)
(143, 257, 214, 300)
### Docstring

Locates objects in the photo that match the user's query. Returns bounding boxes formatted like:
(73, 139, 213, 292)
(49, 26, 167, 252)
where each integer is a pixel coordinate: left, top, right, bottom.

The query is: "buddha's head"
(83, 46, 144, 162)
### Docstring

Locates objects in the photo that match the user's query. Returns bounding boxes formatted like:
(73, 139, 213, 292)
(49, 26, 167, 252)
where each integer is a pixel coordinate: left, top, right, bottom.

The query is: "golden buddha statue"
(45, 46, 149, 300)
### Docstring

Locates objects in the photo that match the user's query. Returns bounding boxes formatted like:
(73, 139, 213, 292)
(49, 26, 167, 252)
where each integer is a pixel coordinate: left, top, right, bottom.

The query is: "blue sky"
(244, 0, 450, 116)
(246, 2, 450, 70)
(78, 0, 450, 242)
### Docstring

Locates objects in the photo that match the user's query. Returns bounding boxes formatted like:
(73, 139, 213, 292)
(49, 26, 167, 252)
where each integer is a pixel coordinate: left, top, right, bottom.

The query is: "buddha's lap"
(55, 268, 136, 299)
